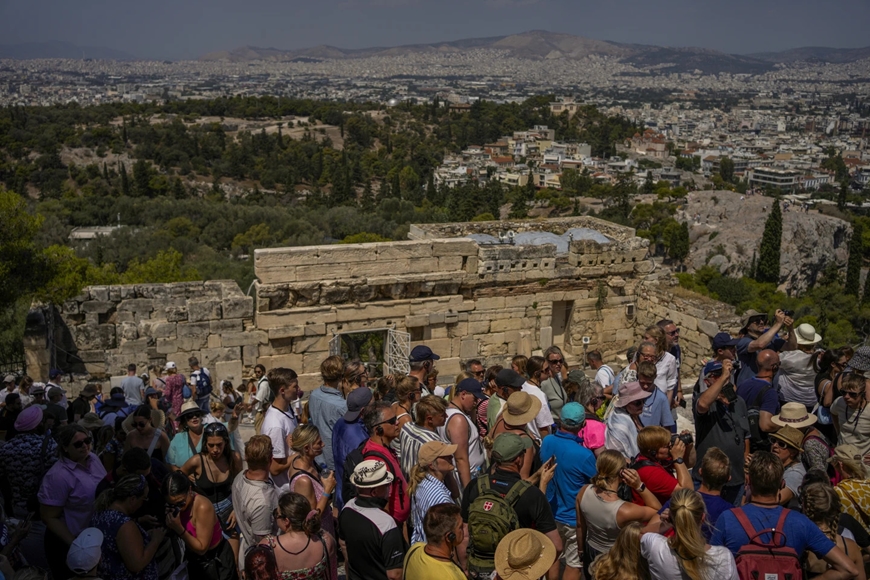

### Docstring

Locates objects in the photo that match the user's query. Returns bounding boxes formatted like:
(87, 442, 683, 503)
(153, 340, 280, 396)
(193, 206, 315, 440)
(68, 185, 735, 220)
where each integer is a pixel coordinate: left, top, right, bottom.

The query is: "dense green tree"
(839, 181, 849, 211)
(846, 222, 864, 296)
(755, 199, 782, 284)
(668, 221, 691, 263)
(718, 157, 735, 184)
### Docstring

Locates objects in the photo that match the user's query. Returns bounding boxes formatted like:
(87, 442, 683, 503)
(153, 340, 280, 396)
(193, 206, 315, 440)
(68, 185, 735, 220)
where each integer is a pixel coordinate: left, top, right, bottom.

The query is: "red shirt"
(631, 461, 678, 506)
(362, 439, 411, 524)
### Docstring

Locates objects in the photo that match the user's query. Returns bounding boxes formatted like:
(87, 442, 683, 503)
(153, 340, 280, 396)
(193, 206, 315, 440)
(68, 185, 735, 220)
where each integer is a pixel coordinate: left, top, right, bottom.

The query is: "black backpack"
(341, 441, 401, 506)
(746, 383, 773, 453)
(617, 456, 659, 501)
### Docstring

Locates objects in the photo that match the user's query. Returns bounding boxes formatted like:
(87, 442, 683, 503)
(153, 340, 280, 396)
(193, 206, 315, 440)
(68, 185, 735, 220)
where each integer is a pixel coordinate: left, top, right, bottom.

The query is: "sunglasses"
(72, 437, 92, 449)
(204, 423, 229, 435)
(374, 416, 399, 427)
(772, 439, 791, 450)
(843, 391, 863, 399)
(667, 329, 680, 336)
(548, 358, 564, 365)
(472, 370, 485, 377)
(134, 421, 148, 429)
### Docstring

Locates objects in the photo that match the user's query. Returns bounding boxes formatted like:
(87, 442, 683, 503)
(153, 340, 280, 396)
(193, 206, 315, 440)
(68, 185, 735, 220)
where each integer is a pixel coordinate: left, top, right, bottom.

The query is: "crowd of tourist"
(2, 312, 870, 580)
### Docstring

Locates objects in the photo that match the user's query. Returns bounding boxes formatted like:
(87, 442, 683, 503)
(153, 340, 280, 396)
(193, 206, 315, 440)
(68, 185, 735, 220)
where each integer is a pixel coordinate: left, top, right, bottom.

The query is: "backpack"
(193, 369, 212, 399)
(746, 383, 773, 453)
(467, 476, 532, 576)
(341, 441, 400, 507)
(732, 508, 802, 580)
(617, 456, 659, 501)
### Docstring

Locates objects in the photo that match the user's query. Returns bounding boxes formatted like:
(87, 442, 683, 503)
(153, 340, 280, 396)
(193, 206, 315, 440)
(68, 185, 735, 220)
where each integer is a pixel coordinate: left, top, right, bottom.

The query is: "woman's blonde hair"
(407, 462, 434, 496)
(511, 355, 529, 378)
(590, 522, 649, 580)
(668, 488, 708, 580)
(591, 450, 625, 490)
(801, 482, 841, 541)
(837, 455, 869, 480)
(643, 325, 667, 357)
(637, 426, 671, 458)
(395, 374, 418, 403)
(290, 423, 321, 455)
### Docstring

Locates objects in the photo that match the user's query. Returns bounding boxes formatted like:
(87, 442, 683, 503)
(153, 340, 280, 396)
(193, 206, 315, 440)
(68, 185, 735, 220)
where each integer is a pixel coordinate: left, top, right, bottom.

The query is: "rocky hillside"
(678, 191, 850, 294)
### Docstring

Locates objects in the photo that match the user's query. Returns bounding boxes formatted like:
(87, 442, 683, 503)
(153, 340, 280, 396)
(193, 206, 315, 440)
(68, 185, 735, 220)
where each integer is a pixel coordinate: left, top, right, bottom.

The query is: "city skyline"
(1, 0, 869, 61)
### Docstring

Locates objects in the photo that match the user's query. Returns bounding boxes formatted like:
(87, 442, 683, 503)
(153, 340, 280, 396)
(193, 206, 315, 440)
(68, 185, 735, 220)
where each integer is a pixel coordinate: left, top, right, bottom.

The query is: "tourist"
(262, 491, 335, 580)
(511, 354, 529, 378)
(121, 364, 145, 407)
(735, 309, 795, 386)
(587, 350, 615, 397)
(438, 378, 488, 488)
(188, 357, 212, 413)
(830, 445, 870, 532)
(641, 488, 738, 580)
(47, 368, 67, 409)
(162, 362, 187, 420)
(99, 388, 130, 425)
(658, 318, 682, 388)
(287, 423, 337, 578)
(637, 361, 675, 431)
(95, 447, 168, 530)
(661, 447, 734, 540)
(244, 545, 280, 580)
(737, 349, 781, 451)
(166, 401, 207, 470)
(44, 386, 68, 428)
(355, 401, 410, 525)
(540, 346, 568, 421)
(403, 503, 466, 580)
(605, 380, 651, 458)
(0, 405, 55, 516)
(772, 402, 832, 473)
(801, 482, 866, 580)
(399, 394, 449, 479)
(38, 423, 108, 580)
(831, 373, 870, 460)
(124, 406, 169, 462)
(391, 374, 422, 454)
(163, 471, 238, 580)
(490, 391, 542, 479)
(261, 367, 301, 492)
(588, 522, 647, 580)
(575, 373, 607, 455)
(409, 345, 441, 397)
(693, 359, 749, 506)
(539, 402, 597, 580)
(704, 332, 740, 387)
(343, 359, 368, 391)
(493, 528, 557, 580)
(712, 451, 856, 578)
(232, 435, 278, 573)
(68, 383, 98, 424)
(14, 375, 34, 409)
(332, 386, 373, 510)
(308, 355, 348, 471)
(814, 347, 852, 442)
(521, 356, 555, 438)
(91, 474, 164, 580)
(631, 426, 691, 506)
(778, 323, 823, 409)
(461, 433, 561, 579)
(179, 421, 243, 560)
(0, 393, 21, 441)
(65, 528, 104, 580)
(407, 441, 457, 545)
(251, 364, 271, 434)
(487, 368, 525, 434)
(576, 449, 660, 568)
(339, 460, 406, 580)
(641, 325, 679, 409)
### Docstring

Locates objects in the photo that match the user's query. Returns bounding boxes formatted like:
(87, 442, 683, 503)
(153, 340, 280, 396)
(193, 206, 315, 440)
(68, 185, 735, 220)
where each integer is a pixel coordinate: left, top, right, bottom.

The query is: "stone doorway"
(551, 300, 575, 351)
(328, 328, 411, 378)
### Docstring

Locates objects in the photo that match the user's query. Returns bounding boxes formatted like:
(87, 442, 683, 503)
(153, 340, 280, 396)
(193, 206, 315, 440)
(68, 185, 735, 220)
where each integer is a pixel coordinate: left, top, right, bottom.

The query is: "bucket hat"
(502, 391, 541, 426)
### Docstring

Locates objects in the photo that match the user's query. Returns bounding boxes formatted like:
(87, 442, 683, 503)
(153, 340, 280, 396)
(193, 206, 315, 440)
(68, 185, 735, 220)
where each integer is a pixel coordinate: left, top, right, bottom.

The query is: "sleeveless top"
(439, 407, 487, 475)
(265, 533, 330, 580)
(181, 495, 222, 549)
(580, 488, 624, 553)
(196, 455, 233, 504)
(91, 509, 159, 580)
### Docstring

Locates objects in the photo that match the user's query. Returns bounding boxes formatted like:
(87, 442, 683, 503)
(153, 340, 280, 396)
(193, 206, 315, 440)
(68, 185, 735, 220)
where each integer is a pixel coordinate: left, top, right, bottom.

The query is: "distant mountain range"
(0, 41, 135, 60)
(199, 30, 870, 75)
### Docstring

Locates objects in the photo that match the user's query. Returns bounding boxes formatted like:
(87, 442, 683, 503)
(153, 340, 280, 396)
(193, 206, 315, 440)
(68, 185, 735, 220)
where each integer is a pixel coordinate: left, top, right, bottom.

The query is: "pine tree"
(119, 163, 130, 196)
(669, 222, 690, 263)
(846, 222, 863, 296)
(361, 180, 375, 210)
(756, 199, 783, 284)
(102, 162, 109, 181)
(425, 173, 436, 202)
(838, 181, 849, 211)
(121, 120, 128, 144)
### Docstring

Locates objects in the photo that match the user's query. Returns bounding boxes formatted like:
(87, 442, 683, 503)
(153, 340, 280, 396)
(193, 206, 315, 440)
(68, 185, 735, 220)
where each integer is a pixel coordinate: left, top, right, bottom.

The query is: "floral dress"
(91, 509, 159, 580)
(264, 534, 330, 580)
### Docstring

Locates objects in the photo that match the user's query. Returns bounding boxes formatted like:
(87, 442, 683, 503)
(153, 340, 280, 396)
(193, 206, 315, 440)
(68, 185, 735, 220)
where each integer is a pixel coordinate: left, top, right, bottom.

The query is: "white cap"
(165, 361, 177, 371)
(66, 527, 103, 574)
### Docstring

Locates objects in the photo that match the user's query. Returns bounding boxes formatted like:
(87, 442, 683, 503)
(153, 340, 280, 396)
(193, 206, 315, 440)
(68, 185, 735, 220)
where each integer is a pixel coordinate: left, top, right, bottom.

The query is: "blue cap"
(409, 345, 440, 362)
(455, 378, 487, 401)
(561, 402, 586, 427)
(711, 332, 738, 351)
(49, 368, 63, 379)
(703, 360, 724, 376)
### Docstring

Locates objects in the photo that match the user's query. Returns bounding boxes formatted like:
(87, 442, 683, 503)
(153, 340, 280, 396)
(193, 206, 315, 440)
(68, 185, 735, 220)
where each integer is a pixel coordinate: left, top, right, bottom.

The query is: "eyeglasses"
(373, 416, 399, 427)
(751, 318, 768, 326)
(72, 437, 92, 449)
(843, 391, 863, 399)
(667, 329, 680, 336)
(548, 358, 564, 366)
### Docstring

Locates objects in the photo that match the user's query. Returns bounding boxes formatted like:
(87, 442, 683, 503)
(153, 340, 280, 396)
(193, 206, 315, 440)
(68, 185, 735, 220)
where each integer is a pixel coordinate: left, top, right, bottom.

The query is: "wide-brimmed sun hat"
(615, 381, 652, 408)
(848, 347, 870, 372)
(494, 528, 557, 580)
(78, 413, 104, 431)
(772, 402, 817, 429)
(177, 400, 203, 421)
(794, 323, 822, 346)
(502, 391, 542, 426)
(770, 425, 804, 453)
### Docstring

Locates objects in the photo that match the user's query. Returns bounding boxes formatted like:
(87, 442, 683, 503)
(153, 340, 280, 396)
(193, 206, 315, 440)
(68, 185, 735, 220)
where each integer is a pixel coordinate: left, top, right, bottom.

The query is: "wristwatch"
(674, 458, 685, 465)
(635, 482, 647, 493)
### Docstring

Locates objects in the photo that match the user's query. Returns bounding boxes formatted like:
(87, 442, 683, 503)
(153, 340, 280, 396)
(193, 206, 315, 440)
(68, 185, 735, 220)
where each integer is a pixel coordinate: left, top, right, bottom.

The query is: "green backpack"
(467, 476, 532, 577)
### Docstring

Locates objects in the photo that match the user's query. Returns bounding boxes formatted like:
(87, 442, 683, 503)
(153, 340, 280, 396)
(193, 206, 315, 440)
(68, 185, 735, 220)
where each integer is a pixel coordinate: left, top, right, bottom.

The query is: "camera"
(671, 433, 694, 447)
(782, 309, 794, 318)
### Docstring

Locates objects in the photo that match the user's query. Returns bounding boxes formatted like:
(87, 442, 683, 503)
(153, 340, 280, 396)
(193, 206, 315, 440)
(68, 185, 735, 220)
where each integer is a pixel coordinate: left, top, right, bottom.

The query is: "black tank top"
(195, 454, 232, 504)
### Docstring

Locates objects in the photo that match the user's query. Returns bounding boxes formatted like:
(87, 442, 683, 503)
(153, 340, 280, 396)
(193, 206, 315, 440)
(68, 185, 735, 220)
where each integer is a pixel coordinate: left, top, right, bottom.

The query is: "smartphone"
(544, 457, 555, 469)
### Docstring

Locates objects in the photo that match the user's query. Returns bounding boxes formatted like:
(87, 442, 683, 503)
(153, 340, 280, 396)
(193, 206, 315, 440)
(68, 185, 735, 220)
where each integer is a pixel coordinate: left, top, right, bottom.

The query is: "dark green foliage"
(755, 200, 782, 284)
(718, 157, 735, 184)
(668, 221, 690, 262)
(846, 222, 863, 296)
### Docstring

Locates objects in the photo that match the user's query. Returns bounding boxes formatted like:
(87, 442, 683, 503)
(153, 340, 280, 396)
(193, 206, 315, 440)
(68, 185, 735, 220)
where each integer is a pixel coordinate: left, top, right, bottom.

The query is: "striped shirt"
(411, 475, 454, 544)
(399, 422, 446, 478)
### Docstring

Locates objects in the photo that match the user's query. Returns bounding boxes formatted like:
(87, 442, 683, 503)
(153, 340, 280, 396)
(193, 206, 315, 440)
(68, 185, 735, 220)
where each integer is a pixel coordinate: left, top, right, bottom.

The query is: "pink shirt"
(38, 453, 107, 536)
(164, 374, 187, 418)
(579, 418, 606, 452)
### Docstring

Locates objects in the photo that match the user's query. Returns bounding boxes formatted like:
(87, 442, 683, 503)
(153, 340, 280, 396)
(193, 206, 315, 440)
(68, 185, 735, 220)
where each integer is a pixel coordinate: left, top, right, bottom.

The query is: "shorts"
(556, 521, 581, 568)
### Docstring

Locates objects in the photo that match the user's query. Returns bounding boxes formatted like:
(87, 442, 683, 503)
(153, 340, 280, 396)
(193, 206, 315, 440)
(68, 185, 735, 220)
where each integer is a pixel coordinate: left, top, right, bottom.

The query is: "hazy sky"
(1, 0, 868, 60)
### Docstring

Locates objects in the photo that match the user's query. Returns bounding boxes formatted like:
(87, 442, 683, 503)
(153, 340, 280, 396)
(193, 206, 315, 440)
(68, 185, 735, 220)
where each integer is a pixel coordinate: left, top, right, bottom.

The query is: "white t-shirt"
(254, 377, 272, 413)
(522, 382, 555, 433)
(655, 352, 679, 394)
(594, 365, 615, 390)
(261, 405, 298, 492)
(641, 533, 738, 580)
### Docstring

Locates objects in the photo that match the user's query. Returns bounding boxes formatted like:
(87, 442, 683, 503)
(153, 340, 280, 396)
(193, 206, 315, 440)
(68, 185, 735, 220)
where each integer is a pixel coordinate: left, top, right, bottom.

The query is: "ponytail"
(407, 463, 430, 496)
(277, 491, 322, 537)
(94, 474, 147, 514)
(667, 489, 708, 580)
(302, 509, 321, 537)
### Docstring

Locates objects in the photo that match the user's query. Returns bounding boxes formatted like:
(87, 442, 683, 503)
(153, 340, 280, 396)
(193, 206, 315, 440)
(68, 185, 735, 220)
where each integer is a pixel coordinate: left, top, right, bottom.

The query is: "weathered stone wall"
(43, 281, 254, 392)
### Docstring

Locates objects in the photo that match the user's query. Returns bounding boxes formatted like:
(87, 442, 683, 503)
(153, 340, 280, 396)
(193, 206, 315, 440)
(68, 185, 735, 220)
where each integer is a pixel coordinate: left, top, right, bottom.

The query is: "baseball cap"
(417, 441, 458, 465)
(703, 360, 724, 377)
(409, 345, 440, 362)
(455, 378, 487, 401)
(66, 528, 103, 574)
(165, 361, 177, 371)
(3, 374, 14, 383)
(566, 370, 587, 384)
(344, 387, 373, 421)
(495, 368, 525, 389)
(492, 432, 533, 462)
(561, 402, 586, 427)
(711, 332, 738, 351)
(49, 368, 63, 379)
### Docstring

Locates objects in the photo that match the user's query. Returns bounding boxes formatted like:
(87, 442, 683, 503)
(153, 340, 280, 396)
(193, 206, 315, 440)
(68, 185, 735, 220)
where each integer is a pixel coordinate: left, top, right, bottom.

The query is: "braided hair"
(801, 482, 841, 541)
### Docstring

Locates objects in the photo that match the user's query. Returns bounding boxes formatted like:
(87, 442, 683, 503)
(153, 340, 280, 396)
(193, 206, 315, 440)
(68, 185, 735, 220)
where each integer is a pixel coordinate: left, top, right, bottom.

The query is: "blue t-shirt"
(736, 335, 785, 385)
(737, 377, 779, 416)
(661, 491, 734, 541)
(540, 430, 598, 526)
(641, 388, 676, 430)
(712, 505, 835, 558)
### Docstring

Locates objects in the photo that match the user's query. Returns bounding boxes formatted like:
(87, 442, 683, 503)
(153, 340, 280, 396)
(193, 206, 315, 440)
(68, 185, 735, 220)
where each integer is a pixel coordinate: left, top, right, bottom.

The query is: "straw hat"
(351, 460, 394, 489)
(770, 425, 804, 453)
(494, 529, 557, 580)
(122, 408, 167, 434)
(772, 402, 817, 429)
(502, 391, 542, 426)
(794, 323, 822, 346)
(177, 400, 203, 421)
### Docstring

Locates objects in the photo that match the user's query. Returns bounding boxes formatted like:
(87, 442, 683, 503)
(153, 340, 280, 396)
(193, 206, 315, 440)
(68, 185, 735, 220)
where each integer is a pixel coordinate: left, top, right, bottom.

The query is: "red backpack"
(732, 508, 802, 580)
